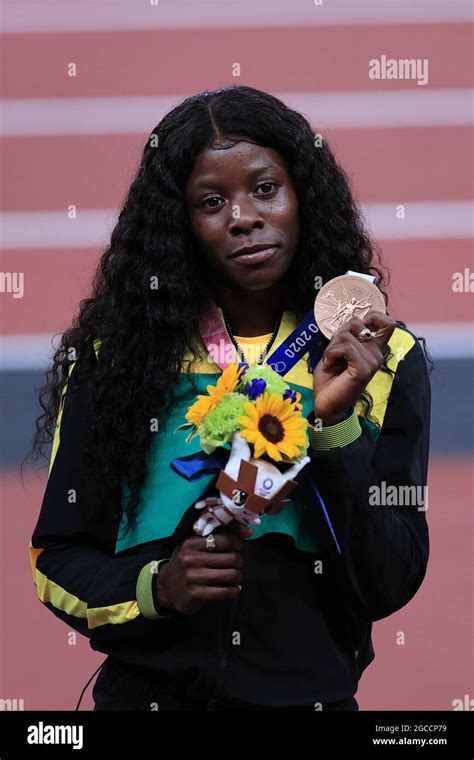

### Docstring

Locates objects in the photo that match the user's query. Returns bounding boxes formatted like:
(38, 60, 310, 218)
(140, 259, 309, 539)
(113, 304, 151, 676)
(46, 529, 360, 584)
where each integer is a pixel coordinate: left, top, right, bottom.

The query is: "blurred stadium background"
(1, 1, 472, 711)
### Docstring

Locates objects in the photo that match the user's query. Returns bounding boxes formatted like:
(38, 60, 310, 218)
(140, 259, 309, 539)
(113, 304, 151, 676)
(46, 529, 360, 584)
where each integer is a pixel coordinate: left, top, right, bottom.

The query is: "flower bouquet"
(175, 362, 311, 536)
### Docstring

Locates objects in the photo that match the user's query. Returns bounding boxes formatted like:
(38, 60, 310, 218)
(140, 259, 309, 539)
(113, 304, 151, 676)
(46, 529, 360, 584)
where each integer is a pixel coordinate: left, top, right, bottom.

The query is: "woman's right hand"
(154, 524, 253, 615)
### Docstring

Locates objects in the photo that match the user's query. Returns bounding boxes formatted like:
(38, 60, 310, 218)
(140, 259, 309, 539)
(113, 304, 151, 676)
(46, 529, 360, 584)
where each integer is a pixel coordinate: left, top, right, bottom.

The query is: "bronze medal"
(314, 275, 386, 339)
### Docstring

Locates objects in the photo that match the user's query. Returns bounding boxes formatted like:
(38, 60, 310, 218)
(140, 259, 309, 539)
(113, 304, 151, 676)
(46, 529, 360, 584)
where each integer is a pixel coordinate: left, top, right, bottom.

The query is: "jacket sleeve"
(305, 335, 431, 622)
(29, 343, 175, 644)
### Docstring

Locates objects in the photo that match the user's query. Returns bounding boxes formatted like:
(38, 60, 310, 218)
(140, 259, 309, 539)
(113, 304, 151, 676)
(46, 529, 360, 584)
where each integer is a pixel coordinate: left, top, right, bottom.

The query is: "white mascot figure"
(193, 431, 310, 537)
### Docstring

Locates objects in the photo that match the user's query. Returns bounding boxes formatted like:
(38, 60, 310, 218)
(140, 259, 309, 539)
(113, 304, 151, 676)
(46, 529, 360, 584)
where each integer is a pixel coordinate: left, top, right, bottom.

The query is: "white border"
(2, 0, 472, 34)
(2, 90, 473, 136)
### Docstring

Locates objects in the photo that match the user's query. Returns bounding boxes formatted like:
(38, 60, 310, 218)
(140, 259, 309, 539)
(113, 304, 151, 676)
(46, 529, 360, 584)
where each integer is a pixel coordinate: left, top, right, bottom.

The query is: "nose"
(228, 194, 265, 235)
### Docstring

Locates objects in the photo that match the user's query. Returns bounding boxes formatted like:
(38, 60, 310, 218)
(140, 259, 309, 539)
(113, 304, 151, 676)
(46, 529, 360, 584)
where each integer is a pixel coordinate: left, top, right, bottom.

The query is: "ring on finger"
(205, 534, 217, 552)
(357, 328, 374, 343)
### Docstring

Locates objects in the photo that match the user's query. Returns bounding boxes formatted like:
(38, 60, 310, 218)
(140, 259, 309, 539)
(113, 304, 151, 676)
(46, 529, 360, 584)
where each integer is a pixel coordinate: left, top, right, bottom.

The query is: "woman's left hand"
(313, 311, 396, 425)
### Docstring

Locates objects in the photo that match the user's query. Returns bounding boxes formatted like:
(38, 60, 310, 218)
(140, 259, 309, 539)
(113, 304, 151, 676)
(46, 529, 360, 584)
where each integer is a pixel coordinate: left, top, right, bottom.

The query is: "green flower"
(198, 392, 248, 453)
(238, 364, 289, 396)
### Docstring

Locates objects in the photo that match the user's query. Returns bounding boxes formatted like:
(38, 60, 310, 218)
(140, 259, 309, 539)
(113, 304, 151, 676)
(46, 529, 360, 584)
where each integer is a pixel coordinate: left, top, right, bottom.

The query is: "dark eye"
(201, 195, 224, 209)
(256, 181, 279, 195)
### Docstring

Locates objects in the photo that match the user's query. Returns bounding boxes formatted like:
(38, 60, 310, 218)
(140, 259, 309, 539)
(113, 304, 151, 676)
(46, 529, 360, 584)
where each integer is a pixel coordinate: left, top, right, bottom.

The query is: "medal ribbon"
(199, 301, 327, 377)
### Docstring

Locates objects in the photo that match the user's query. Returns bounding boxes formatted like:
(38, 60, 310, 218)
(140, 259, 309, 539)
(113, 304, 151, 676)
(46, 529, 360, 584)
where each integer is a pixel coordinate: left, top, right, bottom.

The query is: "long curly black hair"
(26, 84, 393, 534)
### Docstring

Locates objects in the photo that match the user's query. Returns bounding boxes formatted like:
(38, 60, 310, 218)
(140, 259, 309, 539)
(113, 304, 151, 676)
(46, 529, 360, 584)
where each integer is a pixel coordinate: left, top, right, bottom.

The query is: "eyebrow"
(192, 164, 280, 191)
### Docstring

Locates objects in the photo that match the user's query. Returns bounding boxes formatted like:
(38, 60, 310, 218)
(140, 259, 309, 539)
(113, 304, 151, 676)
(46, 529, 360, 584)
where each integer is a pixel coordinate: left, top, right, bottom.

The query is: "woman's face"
(184, 139, 299, 292)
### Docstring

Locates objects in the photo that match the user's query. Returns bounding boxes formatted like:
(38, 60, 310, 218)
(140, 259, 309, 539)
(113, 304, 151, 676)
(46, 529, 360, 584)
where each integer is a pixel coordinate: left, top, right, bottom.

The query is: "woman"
(28, 85, 430, 711)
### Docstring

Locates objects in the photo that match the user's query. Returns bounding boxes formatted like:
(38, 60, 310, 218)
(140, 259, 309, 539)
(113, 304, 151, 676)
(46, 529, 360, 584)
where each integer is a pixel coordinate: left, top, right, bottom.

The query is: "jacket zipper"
(206, 597, 237, 710)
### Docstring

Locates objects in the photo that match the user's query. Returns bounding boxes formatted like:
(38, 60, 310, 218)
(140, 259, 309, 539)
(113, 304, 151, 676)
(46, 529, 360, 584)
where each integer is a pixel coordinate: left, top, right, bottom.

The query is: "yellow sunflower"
(239, 392, 308, 462)
(185, 362, 245, 427)
(215, 362, 245, 394)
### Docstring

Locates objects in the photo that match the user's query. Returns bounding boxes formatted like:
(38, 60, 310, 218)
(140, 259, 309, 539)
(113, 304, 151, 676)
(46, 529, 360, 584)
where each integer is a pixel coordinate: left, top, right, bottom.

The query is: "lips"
(229, 243, 279, 259)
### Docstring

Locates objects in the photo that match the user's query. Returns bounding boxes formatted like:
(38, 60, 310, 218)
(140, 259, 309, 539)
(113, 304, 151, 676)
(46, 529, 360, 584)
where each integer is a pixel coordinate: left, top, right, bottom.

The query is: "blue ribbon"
(170, 448, 229, 481)
(266, 310, 328, 376)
